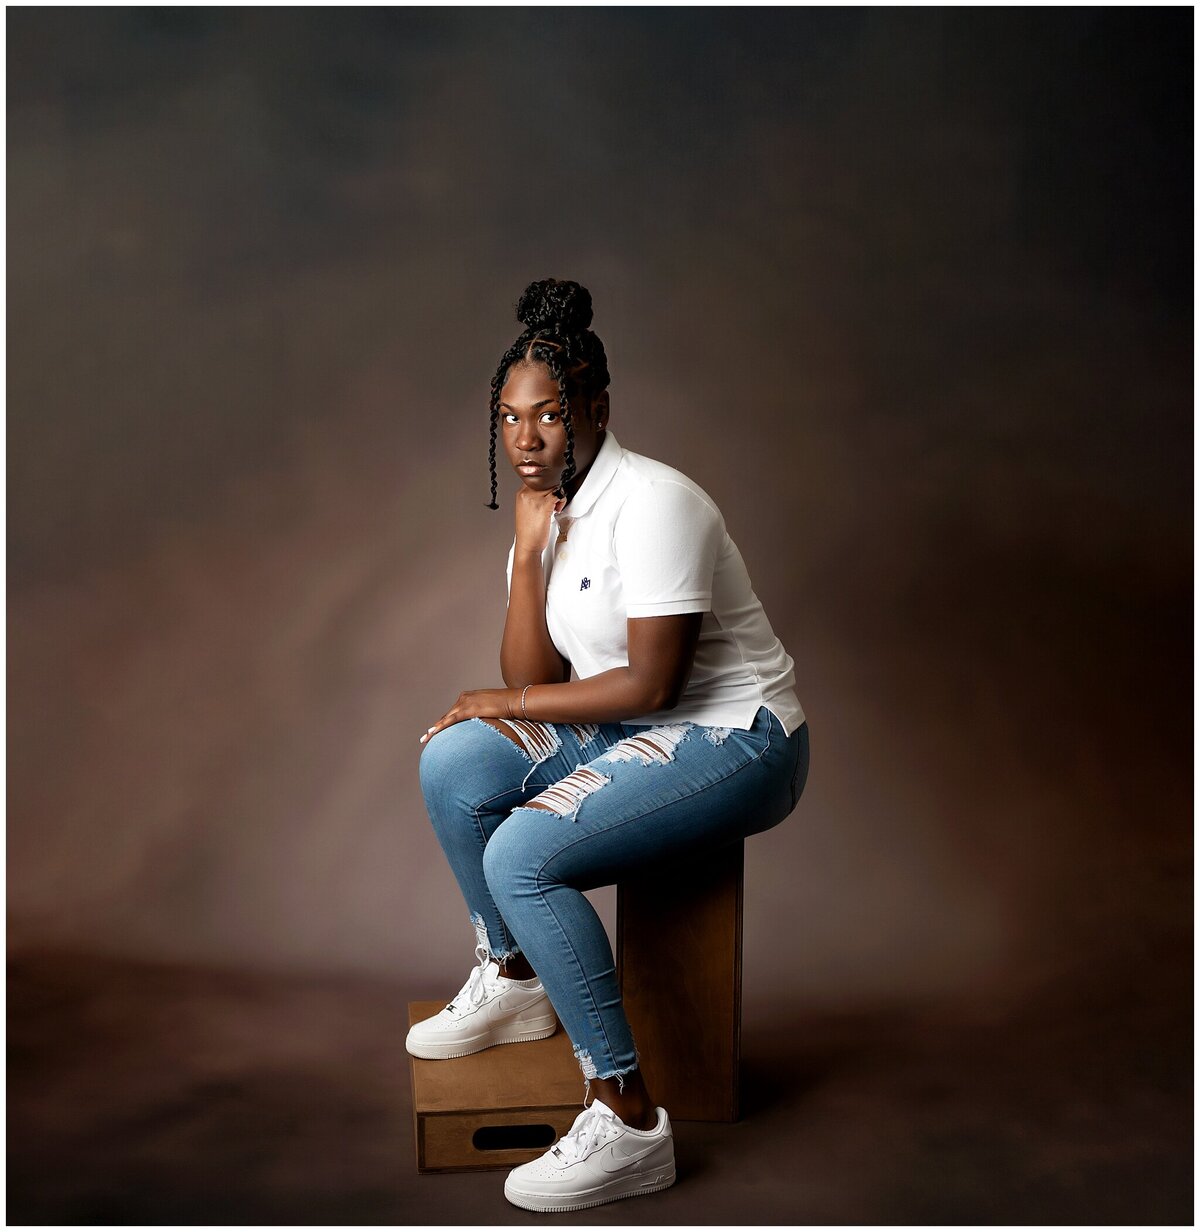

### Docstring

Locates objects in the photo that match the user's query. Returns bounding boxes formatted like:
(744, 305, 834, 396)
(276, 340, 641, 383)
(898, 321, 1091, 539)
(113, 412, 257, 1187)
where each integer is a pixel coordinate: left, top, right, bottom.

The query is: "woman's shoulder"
(616, 446, 722, 517)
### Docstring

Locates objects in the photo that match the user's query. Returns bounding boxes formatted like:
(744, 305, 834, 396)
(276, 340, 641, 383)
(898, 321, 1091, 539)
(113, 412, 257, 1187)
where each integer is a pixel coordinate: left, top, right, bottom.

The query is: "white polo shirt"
(506, 429, 806, 735)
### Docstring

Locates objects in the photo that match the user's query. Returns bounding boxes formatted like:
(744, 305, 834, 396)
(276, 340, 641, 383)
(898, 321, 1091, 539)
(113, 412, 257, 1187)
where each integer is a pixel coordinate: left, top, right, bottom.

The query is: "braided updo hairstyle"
(486, 278, 611, 508)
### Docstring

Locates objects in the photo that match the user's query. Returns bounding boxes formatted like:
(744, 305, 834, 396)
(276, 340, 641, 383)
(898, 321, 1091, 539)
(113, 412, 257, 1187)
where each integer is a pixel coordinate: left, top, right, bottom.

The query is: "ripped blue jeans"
(418, 706, 809, 1087)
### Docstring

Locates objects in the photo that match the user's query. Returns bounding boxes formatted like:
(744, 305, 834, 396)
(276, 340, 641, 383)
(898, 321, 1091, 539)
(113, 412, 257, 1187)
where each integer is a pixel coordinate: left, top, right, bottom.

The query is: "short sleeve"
(612, 482, 724, 617)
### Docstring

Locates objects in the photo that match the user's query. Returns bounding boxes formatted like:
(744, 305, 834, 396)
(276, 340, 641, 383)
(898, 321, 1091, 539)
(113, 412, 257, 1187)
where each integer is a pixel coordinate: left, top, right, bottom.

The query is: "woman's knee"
(419, 718, 522, 809)
(482, 808, 548, 898)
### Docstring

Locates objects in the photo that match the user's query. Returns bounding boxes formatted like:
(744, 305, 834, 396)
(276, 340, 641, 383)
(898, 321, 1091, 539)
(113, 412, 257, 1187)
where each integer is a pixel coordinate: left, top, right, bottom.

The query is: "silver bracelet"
(520, 684, 532, 718)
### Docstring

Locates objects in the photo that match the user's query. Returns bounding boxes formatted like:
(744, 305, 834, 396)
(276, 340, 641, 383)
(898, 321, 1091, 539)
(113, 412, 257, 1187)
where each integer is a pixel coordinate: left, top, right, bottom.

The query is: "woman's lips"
(517, 462, 547, 475)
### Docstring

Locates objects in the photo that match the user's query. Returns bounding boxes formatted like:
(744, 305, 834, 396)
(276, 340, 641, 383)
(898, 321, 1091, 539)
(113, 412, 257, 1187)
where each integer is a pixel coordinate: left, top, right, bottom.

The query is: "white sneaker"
(405, 941, 558, 1060)
(503, 1097, 676, 1213)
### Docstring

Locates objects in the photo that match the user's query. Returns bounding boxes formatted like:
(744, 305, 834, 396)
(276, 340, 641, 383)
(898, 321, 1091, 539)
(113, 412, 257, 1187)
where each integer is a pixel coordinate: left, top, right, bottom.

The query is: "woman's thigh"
(486, 707, 801, 892)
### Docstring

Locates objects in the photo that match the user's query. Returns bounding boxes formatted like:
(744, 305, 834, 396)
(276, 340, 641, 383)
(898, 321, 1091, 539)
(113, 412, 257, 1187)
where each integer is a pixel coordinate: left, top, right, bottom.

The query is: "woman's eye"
(502, 411, 560, 424)
(505, 411, 566, 426)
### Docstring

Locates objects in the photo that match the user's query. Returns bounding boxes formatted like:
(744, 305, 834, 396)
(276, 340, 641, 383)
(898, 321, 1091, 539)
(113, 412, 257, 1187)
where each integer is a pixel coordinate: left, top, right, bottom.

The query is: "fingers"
(420, 714, 457, 745)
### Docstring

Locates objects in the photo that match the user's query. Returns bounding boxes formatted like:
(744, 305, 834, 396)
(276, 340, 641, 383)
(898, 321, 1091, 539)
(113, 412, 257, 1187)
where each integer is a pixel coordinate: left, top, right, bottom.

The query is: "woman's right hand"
(514, 485, 565, 558)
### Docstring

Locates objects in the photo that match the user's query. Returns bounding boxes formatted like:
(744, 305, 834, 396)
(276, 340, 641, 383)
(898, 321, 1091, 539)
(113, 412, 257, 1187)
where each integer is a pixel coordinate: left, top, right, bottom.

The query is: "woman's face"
(499, 361, 609, 499)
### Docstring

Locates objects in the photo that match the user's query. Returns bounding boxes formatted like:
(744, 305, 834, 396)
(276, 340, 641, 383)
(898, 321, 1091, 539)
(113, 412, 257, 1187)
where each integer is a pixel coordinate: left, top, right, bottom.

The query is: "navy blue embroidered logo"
(579, 577, 591, 591)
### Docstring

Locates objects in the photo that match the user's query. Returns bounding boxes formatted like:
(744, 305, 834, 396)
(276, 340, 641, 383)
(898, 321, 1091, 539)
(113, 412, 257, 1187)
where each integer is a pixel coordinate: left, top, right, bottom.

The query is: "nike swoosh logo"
(597, 1138, 667, 1173)
(480, 989, 548, 1023)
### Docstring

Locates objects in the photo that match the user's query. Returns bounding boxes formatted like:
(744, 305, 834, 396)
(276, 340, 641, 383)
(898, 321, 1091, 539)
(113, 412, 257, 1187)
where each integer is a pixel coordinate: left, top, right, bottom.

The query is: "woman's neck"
(564, 429, 605, 502)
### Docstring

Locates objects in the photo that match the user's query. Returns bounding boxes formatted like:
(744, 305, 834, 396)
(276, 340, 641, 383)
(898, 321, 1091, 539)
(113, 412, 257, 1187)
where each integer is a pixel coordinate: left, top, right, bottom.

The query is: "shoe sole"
(504, 1164, 676, 1213)
(405, 1014, 559, 1060)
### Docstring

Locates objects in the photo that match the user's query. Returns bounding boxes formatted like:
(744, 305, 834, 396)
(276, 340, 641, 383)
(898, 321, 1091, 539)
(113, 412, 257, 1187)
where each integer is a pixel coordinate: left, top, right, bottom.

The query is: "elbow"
(643, 679, 685, 713)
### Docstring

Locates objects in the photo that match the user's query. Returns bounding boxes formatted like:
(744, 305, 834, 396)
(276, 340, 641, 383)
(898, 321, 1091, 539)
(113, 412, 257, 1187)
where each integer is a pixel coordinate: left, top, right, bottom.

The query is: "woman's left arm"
(419, 612, 703, 743)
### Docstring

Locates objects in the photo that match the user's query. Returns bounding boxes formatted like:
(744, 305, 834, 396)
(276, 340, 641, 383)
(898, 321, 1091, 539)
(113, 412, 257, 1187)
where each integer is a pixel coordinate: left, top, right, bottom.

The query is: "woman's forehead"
(503, 365, 555, 392)
(502, 364, 590, 408)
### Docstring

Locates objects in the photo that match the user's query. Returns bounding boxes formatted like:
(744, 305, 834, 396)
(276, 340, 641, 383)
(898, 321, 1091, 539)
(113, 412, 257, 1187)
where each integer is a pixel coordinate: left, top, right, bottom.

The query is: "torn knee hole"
(526, 766, 610, 820)
(476, 717, 563, 789)
(479, 717, 560, 760)
(599, 723, 692, 766)
(565, 723, 601, 748)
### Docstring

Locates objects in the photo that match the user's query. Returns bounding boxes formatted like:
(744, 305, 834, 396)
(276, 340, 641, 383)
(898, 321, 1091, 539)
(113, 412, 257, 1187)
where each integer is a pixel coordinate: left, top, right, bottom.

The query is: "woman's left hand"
(420, 688, 520, 745)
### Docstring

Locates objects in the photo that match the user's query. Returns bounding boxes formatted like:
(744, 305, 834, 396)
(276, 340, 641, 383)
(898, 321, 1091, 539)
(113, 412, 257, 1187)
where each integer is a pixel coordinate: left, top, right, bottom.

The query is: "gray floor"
(8, 948, 1189, 1225)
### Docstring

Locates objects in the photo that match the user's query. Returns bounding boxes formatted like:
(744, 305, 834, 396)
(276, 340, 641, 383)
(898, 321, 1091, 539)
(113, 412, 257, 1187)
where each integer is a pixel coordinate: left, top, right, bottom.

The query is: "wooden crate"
(408, 838, 745, 1172)
(408, 1000, 584, 1173)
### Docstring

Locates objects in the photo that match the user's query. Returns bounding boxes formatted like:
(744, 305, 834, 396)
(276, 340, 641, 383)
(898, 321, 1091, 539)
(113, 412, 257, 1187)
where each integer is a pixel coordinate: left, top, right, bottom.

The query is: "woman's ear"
(591, 390, 610, 428)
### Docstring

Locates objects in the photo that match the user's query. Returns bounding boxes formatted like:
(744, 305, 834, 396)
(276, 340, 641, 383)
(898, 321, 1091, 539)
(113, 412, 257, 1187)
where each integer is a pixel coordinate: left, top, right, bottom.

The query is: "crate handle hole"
(472, 1123, 557, 1152)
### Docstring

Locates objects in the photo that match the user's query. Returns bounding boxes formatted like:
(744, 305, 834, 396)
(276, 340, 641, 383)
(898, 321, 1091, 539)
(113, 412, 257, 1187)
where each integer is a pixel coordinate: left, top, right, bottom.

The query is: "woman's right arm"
(500, 488, 570, 688)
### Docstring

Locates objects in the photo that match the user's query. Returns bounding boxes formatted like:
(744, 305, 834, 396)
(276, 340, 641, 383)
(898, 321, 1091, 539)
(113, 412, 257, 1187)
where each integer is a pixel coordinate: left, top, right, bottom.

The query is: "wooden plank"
(616, 839, 743, 1122)
(407, 1000, 582, 1112)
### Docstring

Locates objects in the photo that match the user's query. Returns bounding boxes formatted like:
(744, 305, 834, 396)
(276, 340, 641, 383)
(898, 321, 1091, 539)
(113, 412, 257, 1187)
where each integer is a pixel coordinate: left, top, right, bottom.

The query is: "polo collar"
(559, 427, 623, 518)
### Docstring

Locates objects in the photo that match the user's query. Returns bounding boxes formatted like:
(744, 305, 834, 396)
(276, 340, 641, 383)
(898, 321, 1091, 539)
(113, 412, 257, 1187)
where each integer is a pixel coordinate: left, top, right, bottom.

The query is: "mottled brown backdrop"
(8, 8, 1191, 1224)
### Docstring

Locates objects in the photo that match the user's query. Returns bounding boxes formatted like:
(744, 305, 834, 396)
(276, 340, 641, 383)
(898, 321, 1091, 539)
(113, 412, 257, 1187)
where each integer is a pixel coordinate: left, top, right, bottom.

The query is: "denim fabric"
(418, 705, 809, 1084)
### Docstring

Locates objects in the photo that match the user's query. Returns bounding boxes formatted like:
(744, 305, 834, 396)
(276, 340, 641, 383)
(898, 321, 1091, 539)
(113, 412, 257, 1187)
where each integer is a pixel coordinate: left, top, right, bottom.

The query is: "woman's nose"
(514, 423, 542, 451)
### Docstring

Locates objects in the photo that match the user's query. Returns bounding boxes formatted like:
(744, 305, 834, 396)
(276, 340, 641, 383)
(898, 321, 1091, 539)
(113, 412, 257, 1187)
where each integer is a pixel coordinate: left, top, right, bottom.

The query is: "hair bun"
(516, 278, 593, 334)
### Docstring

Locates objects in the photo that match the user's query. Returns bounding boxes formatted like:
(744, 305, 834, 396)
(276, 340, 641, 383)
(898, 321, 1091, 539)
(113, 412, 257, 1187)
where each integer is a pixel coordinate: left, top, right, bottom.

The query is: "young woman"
(409, 278, 809, 1213)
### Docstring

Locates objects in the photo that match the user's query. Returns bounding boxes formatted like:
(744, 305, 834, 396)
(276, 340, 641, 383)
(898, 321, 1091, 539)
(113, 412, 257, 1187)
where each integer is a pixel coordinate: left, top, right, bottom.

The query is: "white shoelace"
(446, 942, 494, 1016)
(552, 1101, 619, 1164)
